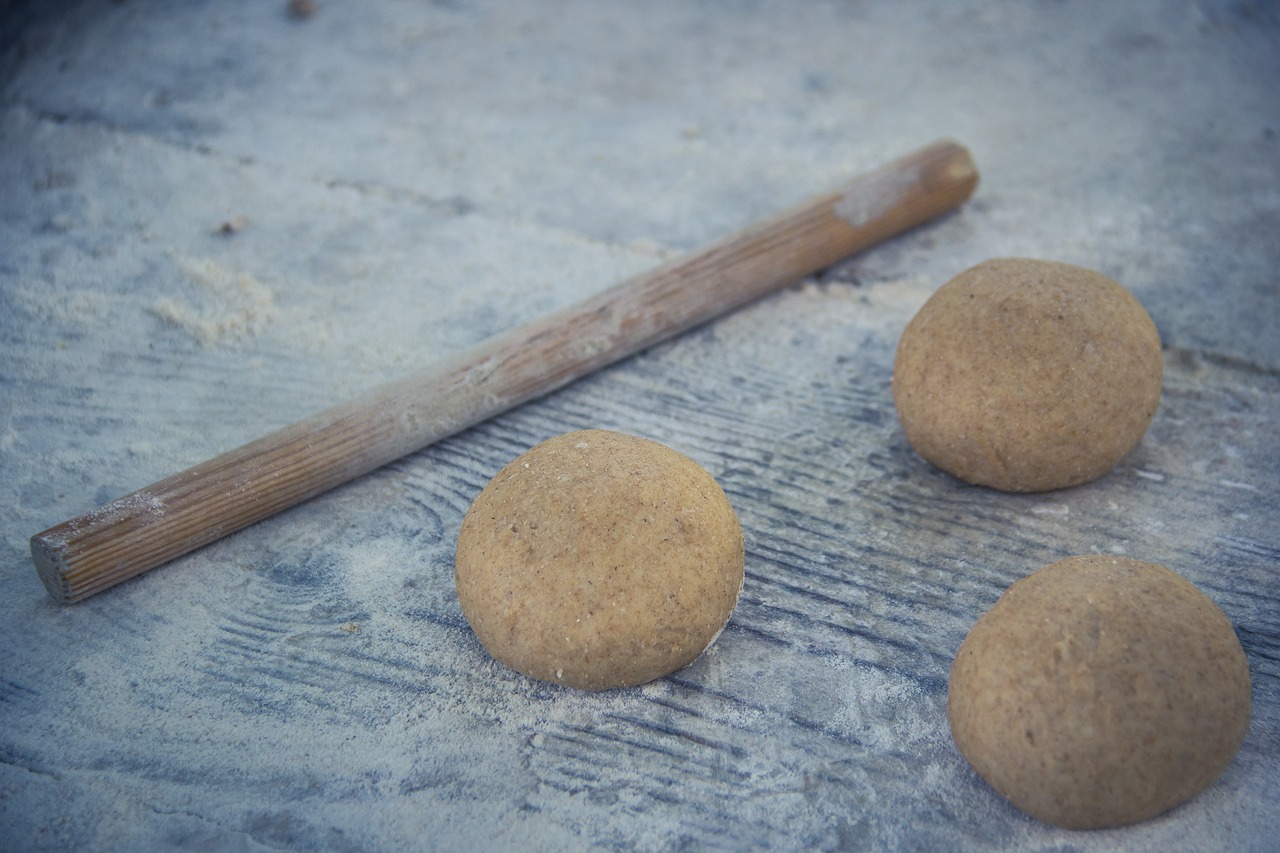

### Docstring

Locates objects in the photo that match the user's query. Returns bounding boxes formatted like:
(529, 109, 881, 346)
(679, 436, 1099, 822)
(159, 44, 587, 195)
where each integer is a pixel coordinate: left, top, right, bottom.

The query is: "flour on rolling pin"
(835, 164, 921, 227)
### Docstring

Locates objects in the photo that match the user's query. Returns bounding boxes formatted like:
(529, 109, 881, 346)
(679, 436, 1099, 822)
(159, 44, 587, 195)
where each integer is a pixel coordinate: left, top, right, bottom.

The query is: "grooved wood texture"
(32, 141, 976, 604)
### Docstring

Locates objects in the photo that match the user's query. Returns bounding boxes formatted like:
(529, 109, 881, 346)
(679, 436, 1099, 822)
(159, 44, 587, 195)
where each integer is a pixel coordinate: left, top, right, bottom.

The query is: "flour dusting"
(151, 256, 277, 346)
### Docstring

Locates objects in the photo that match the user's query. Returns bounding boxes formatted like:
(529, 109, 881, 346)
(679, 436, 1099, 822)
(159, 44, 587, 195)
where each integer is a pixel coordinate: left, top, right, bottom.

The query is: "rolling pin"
(32, 140, 979, 603)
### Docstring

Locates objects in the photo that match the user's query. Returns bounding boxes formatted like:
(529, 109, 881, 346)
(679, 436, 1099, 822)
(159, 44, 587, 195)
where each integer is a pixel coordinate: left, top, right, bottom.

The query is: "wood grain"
(30, 140, 978, 603)
(5, 4, 1280, 850)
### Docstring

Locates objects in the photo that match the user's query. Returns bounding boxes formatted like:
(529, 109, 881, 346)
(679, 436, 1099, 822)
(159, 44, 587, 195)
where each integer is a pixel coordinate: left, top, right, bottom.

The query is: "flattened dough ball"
(893, 258, 1163, 492)
(948, 556, 1252, 829)
(455, 429, 744, 691)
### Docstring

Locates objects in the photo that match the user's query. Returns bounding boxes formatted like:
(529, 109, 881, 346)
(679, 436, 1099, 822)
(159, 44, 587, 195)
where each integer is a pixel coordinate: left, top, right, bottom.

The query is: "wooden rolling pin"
(32, 140, 978, 603)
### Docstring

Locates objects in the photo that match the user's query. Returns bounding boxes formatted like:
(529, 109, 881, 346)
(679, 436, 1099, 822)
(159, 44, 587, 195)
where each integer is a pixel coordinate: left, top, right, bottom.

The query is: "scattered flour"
(151, 255, 277, 346)
(12, 287, 113, 327)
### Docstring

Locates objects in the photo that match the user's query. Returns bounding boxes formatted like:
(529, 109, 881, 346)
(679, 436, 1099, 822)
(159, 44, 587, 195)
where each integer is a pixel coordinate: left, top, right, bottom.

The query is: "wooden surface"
(30, 141, 977, 604)
(2, 2, 1277, 850)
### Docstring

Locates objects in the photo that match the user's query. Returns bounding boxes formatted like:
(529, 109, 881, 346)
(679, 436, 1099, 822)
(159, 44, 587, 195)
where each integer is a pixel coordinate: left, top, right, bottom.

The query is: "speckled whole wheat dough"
(454, 429, 745, 691)
(892, 258, 1163, 492)
(948, 555, 1252, 830)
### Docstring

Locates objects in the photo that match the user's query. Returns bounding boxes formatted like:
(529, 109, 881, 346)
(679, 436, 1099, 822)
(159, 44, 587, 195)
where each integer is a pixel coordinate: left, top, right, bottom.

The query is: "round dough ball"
(948, 555, 1252, 829)
(455, 429, 744, 691)
(892, 258, 1163, 492)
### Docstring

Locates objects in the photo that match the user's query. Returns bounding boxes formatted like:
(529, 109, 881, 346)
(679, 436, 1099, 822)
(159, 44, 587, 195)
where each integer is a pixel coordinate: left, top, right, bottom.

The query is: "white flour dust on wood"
(150, 255, 277, 346)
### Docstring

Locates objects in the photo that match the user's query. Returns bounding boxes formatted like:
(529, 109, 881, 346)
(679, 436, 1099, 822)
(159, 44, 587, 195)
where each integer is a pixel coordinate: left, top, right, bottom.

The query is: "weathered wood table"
(2, 2, 1276, 849)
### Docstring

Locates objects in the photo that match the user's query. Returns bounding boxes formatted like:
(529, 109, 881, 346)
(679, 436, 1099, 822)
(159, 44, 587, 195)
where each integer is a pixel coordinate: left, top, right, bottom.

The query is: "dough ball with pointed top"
(948, 555, 1251, 829)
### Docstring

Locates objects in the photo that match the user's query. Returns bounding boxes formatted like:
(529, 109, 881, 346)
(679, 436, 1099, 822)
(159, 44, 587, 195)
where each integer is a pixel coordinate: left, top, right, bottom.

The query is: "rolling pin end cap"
(30, 533, 73, 604)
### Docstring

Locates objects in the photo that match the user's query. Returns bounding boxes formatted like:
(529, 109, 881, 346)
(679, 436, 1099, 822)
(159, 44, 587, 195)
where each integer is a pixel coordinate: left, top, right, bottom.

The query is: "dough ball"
(454, 429, 744, 691)
(948, 555, 1251, 829)
(892, 258, 1162, 492)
